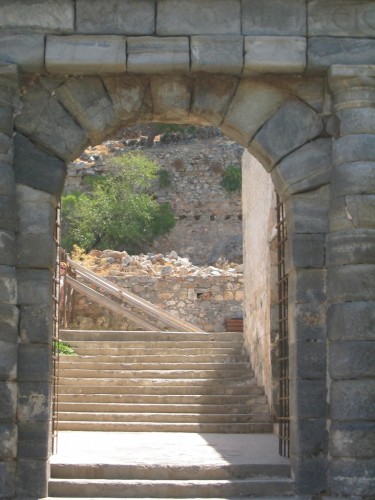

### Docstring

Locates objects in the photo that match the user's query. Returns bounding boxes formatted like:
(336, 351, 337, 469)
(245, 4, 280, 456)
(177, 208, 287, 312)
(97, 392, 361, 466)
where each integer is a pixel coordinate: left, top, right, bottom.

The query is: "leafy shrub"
(55, 340, 75, 355)
(221, 165, 242, 193)
(157, 169, 173, 189)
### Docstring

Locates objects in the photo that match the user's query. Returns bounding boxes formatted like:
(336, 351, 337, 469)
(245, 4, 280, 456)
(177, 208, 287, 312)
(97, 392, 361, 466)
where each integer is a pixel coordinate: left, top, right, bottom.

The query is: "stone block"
(18, 382, 51, 421)
(0, 341, 17, 380)
(17, 420, 51, 459)
(222, 80, 286, 146)
(288, 268, 326, 305)
(0, 304, 18, 342)
(330, 458, 375, 497)
(103, 75, 148, 124)
(0, 265, 17, 305)
(242, 0, 306, 36)
(0, 34, 45, 73)
(14, 82, 88, 162)
(17, 233, 56, 270)
(250, 100, 324, 171)
(16, 269, 52, 306)
(307, 37, 375, 73)
(327, 302, 375, 341)
(0, 105, 14, 136)
(0, 230, 15, 266)
(191, 75, 238, 127)
(331, 162, 375, 196)
(331, 380, 375, 421)
(17, 344, 52, 382)
(0, 381, 17, 421)
(244, 36, 306, 75)
(286, 233, 326, 271)
(330, 422, 375, 458)
(337, 108, 375, 136)
(288, 302, 326, 342)
(291, 455, 328, 495)
(17, 198, 56, 235)
(290, 340, 327, 380)
(0, 460, 15, 497)
(76, 0, 155, 35)
(14, 134, 67, 197)
(290, 418, 328, 457)
(0, 132, 12, 155)
(288, 77, 325, 113)
(20, 305, 52, 344)
(46, 35, 126, 75)
(150, 75, 191, 123)
(271, 139, 331, 199)
(333, 135, 375, 166)
(191, 36, 243, 75)
(157, 0, 241, 35)
(0, 424, 17, 458)
(308, 1, 375, 37)
(0, 195, 16, 231)
(346, 195, 375, 228)
(16, 458, 48, 498)
(127, 37, 189, 74)
(286, 186, 330, 233)
(327, 229, 375, 266)
(56, 76, 115, 144)
(0, 0, 74, 32)
(290, 379, 327, 420)
(327, 264, 375, 303)
(0, 164, 15, 196)
(329, 341, 375, 380)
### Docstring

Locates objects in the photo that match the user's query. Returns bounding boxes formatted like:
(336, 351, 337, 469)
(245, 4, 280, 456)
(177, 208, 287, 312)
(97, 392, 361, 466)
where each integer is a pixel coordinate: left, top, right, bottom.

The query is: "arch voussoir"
(150, 74, 191, 123)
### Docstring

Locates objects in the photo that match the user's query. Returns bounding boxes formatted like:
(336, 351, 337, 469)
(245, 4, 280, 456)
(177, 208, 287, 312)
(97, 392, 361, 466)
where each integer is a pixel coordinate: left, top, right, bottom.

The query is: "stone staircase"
(57, 329, 273, 433)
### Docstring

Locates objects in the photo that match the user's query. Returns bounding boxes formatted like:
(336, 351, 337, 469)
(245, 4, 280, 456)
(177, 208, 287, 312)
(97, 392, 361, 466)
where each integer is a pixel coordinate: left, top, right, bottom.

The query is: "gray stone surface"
(291, 455, 327, 495)
(14, 134, 67, 196)
(308, 1, 375, 38)
(328, 264, 375, 302)
(17, 189, 56, 235)
(290, 379, 327, 420)
(330, 341, 375, 379)
(157, 0, 241, 35)
(291, 418, 328, 457)
(286, 233, 326, 271)
(0, 34, 44, 73)
(308, 37, 375, 73)
(76, 0, 155, 35)
(20, 305, 52, 345)
(330, 422, 375, 458)
(244, 36, 306, 75)
(16, 269, 52, 306)
(333, 134, 375, 166)
(17, 420, 51, 459)
(17, 345, 51, 382)
(17, 233, 56, 269)
(331, 379, 375, 420)
(17, 382, 50, 421)
(330, 458, 375, 497)
(327, 302, 375, 341)
(0, 265, 17, 304)
(0, 341, 17, 380)
(327, 229, 375, 266)
(0, 424, 17, 458)
(56, 77, 116, 143)
(0, 105, 14, 136)
(286, 186, 329, 233)
(46, 35, 126, 75)
(222, 80, 285, 146)
(127, 37, 189, 74)
(191, 36, 243, 75)
(290, 340, 327, 380)
(0, 381, 17, 420)
(288, 268, 326, 305)
(191, 75, 238, 127)
(330, 162, 375, 196)
(288, 77, 325, 113)
(0, 195, 16, 231)
(14, 83, 88, 162)
(242, 0, 306, 36)
(0, 230, 15, 266)
(250, 100, 323, 171)
(0, 131, 12, 154)
(288, 302, 326, 342)
(0, 0, 74, 32)
(345, 195, 375, 228)
(0, 460, 15, 497)
(272, 139, 332, 199)
(103, 75, 148, 124)
(16, 458, 48, 498)
(338, 107, 375, 135)
(150, 75, 191, 123)
(0, 304, 18, 343)
(0, 164, 15, 196)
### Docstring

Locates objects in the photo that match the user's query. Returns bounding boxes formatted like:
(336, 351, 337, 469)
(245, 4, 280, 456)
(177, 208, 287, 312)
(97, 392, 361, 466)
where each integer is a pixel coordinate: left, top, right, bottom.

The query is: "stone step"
(51, 462, 291, 480)
(56, 421, 274, 433)
(58, 360, 252, 371)
(58, 368, 254, 380)
(58, 377, 256, 388)
(57, 393, 267, 405)
(48, 477, 293, 497)
(60, 330, 245, 342)
(60, 353, 249, 364)
(58, 412, 273, 424)
(65, 340, 244, 350)
(58, 403, 270, 415)
(65, 347, 245, 356)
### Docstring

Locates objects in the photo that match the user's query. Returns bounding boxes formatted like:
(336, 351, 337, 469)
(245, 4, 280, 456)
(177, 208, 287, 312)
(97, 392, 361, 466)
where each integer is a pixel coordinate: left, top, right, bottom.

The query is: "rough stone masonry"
(0, 1, 374, 498)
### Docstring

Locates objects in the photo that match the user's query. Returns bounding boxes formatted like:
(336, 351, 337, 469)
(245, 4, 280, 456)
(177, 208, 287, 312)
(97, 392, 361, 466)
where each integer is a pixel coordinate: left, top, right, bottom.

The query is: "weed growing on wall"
(221, 165, 242, 193)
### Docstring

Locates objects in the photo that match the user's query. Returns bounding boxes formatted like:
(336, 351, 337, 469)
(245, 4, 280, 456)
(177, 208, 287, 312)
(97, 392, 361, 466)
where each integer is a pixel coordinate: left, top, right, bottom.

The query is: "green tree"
(62, 152, 175, 252)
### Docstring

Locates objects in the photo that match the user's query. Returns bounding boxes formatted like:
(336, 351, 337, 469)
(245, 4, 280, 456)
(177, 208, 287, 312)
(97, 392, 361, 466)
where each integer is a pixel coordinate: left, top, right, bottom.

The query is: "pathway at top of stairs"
(57, 329, 273, 433)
